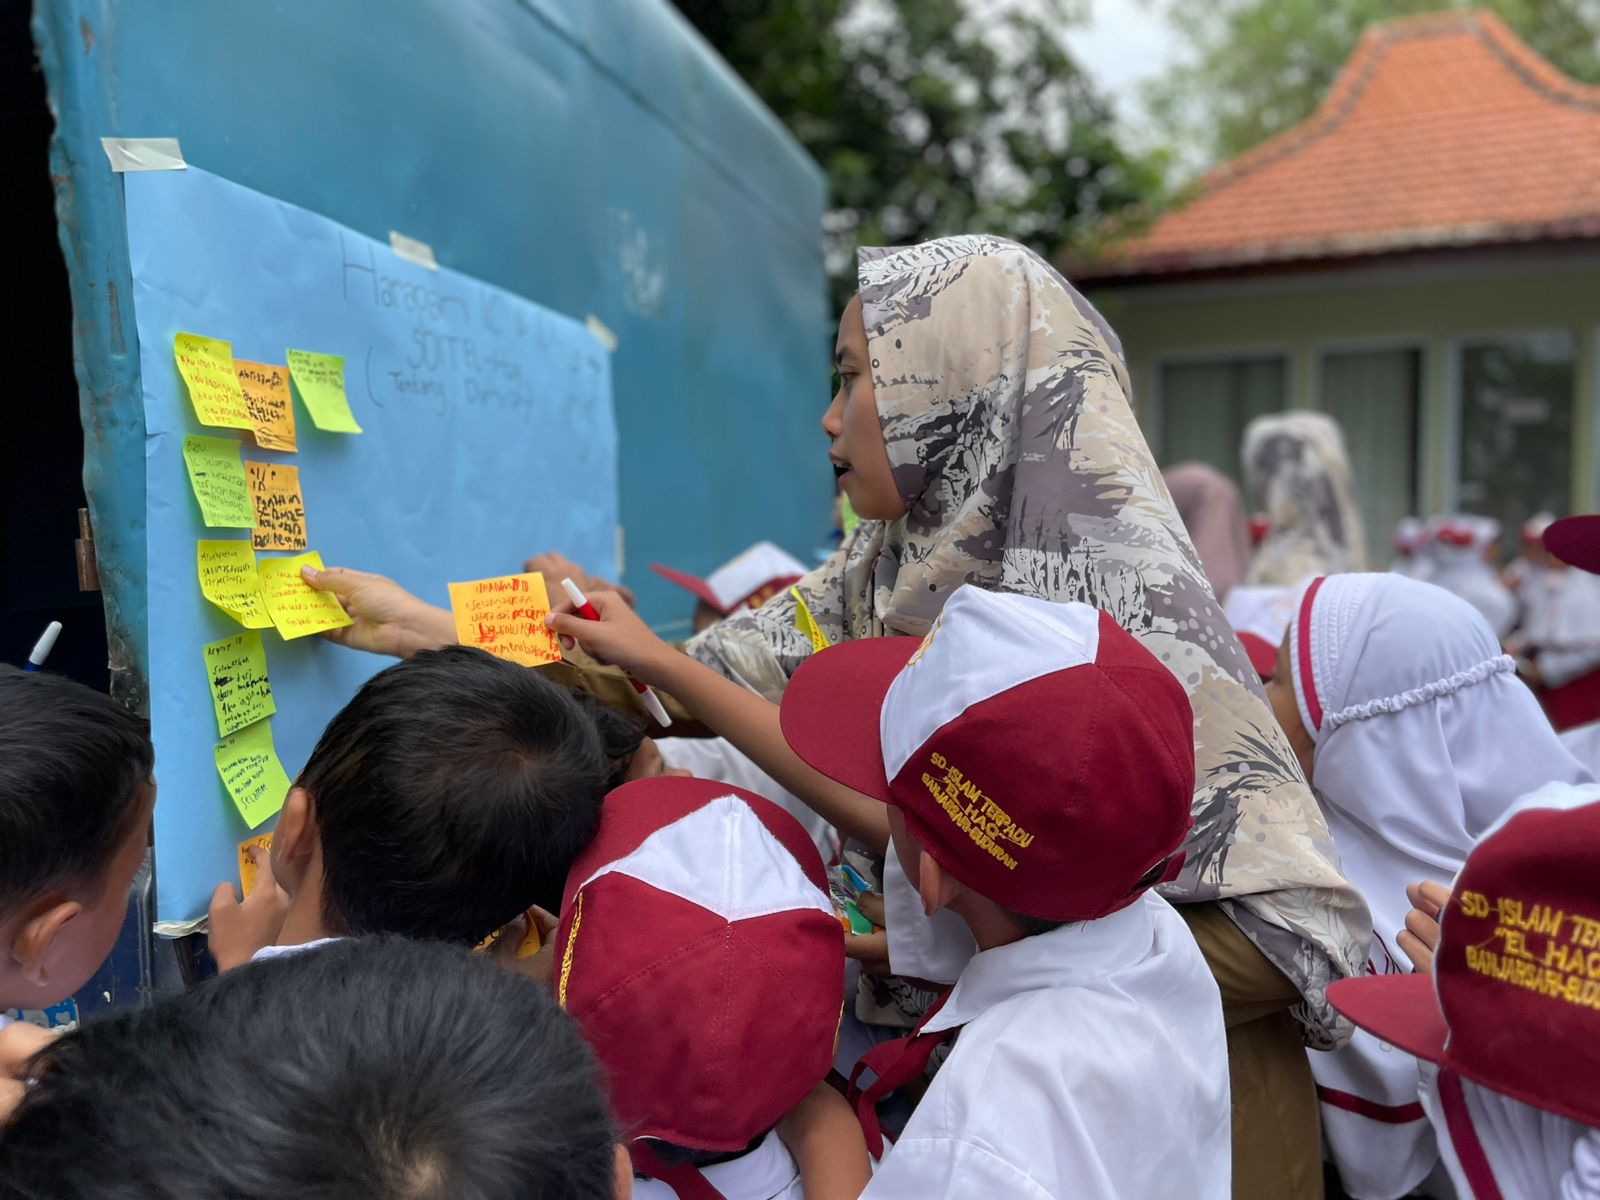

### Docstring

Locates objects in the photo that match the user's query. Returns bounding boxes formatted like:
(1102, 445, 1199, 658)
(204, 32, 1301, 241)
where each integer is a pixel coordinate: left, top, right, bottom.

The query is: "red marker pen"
(560, 577, 672, 728)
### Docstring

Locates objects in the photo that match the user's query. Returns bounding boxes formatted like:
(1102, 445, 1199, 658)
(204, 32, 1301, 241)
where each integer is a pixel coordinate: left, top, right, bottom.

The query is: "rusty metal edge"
(32, 0, 149, 716)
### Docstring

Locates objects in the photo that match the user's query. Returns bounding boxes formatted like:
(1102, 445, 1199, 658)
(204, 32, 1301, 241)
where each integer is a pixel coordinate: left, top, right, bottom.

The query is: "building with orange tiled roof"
(1079, 10, 1600, 554)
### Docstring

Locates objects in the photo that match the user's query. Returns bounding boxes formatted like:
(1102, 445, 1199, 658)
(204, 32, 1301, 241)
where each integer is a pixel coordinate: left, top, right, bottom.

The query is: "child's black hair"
(0, 665, 152, 915)
(0, 936, 619, 1199)
(569, 687, 648, 790)
(298, 646, 612, 944)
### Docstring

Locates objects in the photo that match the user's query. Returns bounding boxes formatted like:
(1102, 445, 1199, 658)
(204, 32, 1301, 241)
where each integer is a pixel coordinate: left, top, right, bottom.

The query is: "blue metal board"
(34, 0, 832, 724)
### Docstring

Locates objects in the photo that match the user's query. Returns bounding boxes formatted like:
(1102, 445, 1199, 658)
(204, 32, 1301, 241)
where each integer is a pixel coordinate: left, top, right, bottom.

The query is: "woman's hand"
(523, 551, 635, 612)
(301, 565, 455, 659)
(546, 589, 677, 684)
(207, 847, 293, 972)
(1397, 880, 1451, 975)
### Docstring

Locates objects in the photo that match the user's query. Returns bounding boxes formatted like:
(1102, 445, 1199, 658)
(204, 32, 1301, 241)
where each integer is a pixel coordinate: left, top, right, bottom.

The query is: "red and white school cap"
(1329, 783, 1600, 1129)
(1544, 515, 1600, 575)
(780, 586, 1196, 923)
(553, 777, 844, 1161)
(651, 542, 809, 616)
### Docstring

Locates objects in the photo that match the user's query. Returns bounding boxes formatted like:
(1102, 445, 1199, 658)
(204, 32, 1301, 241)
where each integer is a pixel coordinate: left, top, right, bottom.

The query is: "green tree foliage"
(672, 0, 1164, 305)
(1145, 0, 1600, 170)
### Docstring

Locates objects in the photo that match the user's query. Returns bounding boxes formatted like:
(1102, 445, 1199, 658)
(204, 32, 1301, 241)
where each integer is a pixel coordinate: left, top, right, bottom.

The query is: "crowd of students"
(2, 234, 1597, 1199)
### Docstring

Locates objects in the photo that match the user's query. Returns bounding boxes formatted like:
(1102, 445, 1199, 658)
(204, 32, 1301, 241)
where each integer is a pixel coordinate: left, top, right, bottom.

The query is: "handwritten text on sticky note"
(182, 436, 253, 528)
(236, 361, 297, 452)
(238, 833, 274, 898)
(197, 540, 272, 629)
(174, 333, 254, 430)
(214, 719, 291, 829)
(203, 630, 276, 738)
(448, 573, 563, 667)
(285, 349, 362, 433)
(246, 461, 307, 551)
(258, 551, 353, 639)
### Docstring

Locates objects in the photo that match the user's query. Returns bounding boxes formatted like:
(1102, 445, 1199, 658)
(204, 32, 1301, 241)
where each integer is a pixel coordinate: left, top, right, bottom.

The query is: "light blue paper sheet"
(124, 167, 618, 923)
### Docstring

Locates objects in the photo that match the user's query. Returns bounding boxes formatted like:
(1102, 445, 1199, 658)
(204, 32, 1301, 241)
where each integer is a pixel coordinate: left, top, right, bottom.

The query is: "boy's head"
(781, 588, 1196, 936)
(0, 936, 628, 1198)
(0, 666, 154, 1010)
(272, 646, 621, 946)
(553, 777, 844, 1183)
(651, 541, 809, 633)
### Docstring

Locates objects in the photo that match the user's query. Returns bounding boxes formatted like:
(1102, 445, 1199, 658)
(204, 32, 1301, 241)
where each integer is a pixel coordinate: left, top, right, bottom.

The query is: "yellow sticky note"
(174, 333, 254, 430)
(285, 349, 362, 433)
(203, 630, 276, 737)
(214, 719, 291, 829)
(197, 540, 272, 629)
(236, 361, 298, 452)
(238, 832, 274, 898)
(258, 551, 353, 640)
(447, 573, 563, 667)
(182, 435, 253, 528)
(245, 461, 307, 552)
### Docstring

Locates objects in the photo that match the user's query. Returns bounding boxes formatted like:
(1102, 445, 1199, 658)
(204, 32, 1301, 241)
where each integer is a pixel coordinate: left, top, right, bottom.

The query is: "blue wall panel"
(35, 0, 831, 720)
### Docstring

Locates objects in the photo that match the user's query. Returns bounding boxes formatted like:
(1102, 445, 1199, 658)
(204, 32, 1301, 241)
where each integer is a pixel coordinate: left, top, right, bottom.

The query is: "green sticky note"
(285, 349, 362, 433)
(197, 540, 273, 629)
(182, 435, 253, 528)
(214, 718, 291, 829)
(203, 630, 276, 738)
(174, 332, 254, 431)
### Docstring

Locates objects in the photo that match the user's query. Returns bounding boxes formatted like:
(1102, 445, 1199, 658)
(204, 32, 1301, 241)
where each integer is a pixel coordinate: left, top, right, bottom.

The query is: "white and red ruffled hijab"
(1288, 573, 1592, 1199)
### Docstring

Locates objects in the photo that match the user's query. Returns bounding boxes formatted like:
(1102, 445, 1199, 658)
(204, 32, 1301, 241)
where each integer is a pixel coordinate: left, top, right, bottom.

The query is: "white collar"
(640, 1131, 797, 1197)
(922, 893, 1158, 1035)
(251, 936, 343, 962)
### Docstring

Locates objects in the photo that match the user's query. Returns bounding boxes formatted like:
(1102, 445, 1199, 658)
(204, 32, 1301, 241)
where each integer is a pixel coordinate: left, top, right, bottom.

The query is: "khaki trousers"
(1180, 903, 1323, 1200)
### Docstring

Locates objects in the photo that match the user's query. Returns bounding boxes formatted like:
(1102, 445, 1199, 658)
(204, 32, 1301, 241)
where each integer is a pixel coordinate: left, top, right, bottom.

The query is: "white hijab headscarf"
(1287, 573, 1593, 1199)
(1422, 516, 1518, 639)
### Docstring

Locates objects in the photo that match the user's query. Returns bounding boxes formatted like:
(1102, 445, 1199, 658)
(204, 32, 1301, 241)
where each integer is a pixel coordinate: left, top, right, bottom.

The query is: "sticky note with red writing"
(447, 572, 563, 667)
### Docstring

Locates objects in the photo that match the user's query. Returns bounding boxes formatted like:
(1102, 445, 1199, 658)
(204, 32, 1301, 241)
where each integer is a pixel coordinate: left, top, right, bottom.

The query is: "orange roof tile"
(1082, 10, 1600, 280)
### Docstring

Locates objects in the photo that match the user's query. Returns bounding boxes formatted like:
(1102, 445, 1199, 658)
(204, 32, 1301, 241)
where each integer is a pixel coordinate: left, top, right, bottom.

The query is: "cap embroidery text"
(921, 751, 1033, 870)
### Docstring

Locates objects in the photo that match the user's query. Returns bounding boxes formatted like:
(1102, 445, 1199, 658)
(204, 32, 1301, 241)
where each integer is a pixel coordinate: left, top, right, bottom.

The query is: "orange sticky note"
(197, 540, 273, 629)
(245, 461, 307, 551)
(448, 573, 563, 667)
(174, 333, 253, 431)
(238, 833, 273, 898)
(236, 361, 297, 452)
(258, 551, 353, 640)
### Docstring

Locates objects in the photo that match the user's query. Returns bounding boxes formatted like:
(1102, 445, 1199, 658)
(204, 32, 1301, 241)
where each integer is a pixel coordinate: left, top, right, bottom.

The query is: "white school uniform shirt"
(1419, 1065, 1600, 1200)
(632, 1132, 802, 1200)
(863, 892, 1230, 1200)
(657, 737, 837, 859)
(1291, 575, 1593, 1199)
(1524, 569, 1600, 687)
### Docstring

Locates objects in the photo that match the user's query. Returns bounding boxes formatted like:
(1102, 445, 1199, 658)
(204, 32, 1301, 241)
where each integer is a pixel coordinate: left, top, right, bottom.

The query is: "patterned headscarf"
(690, 235, 1365, 1043)
(1242, 411, 1367, 586)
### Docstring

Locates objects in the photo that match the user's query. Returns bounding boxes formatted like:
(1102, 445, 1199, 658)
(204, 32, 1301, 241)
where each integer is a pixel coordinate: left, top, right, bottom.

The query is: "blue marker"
(25, 621, 62, 671)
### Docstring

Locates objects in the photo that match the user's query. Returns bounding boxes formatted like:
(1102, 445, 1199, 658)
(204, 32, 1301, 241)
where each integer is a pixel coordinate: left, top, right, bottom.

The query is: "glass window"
(1158, 356, 1287, 490)
(1457, 332, 1574, 550)
(1318, 347, 1421, 564)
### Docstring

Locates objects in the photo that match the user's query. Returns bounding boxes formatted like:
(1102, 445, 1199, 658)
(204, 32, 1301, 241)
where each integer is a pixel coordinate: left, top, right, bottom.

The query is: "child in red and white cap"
(552, 776, 865, 1200)
(1329, 782, 1600, 1200)
(778, 585, 1230, 1200)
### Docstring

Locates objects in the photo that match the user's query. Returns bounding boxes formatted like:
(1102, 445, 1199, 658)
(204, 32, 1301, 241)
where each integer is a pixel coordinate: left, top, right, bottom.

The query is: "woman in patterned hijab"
(554, 236, 1366, 1199)
(1242, 410, 1367, 586)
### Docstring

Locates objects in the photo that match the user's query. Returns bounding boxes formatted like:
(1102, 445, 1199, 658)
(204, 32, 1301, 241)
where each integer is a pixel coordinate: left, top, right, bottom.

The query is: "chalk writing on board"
(214, 719, 291, 829)
(258, 551, 353, 639)
(175, 333, 254, 430)
(203, 630, 276, 737)
(447, 572, 563, 667)
(245, 461, 308, 551)
(238, 832, 274, 898)
(197, 540, 272, 629)
(236, 361, 297, 452)
(182, 436, 253, 528)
